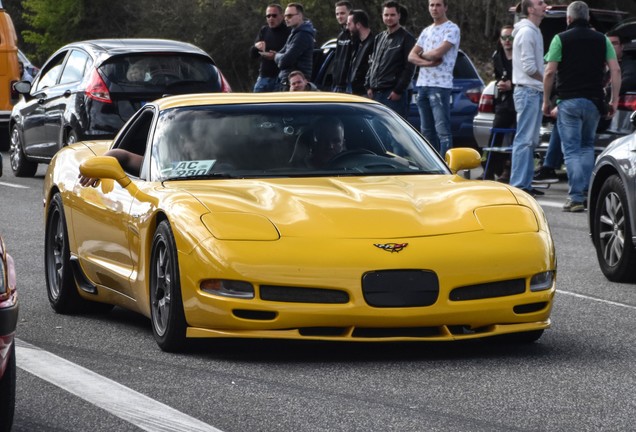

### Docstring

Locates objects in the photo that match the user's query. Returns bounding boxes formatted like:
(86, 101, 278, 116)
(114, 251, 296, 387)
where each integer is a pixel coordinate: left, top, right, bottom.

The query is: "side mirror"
(12, 81, 32, 95)
(444, 147, 482, 174)
(80, 156, 132, 188)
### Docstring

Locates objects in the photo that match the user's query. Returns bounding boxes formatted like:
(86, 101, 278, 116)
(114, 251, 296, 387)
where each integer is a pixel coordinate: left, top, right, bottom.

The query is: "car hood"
(165, 176, 524, 239)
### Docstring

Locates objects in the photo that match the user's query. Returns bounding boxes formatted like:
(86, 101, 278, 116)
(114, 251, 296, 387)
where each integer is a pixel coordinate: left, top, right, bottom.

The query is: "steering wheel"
(327, 148, 376, 168)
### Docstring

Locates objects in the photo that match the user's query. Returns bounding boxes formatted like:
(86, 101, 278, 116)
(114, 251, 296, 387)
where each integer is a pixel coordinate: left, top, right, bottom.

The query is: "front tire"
(592, 175, 636, 282)
(150, 220, 187, 352)
(9, 125, 38, 177)
(0, 343, 16, 432)
(45, 193, 84, 313)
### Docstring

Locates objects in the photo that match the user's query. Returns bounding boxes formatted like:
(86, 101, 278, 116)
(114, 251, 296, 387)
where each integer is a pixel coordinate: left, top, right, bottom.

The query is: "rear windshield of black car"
(453, 52, 480, 80)
(100, 54, 221, 93)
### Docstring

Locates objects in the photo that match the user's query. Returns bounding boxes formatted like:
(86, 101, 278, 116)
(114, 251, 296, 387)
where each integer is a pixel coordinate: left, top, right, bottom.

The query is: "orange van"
(0, 1, 19, 149)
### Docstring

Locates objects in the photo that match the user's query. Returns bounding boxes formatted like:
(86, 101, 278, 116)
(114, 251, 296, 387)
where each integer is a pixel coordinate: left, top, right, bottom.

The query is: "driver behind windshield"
(308, 116, 346, 168)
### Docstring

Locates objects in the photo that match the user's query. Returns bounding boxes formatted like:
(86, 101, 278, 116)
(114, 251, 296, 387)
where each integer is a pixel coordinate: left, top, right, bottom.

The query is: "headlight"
(530, 271, 554, 292)
(200, 279, 255, 299)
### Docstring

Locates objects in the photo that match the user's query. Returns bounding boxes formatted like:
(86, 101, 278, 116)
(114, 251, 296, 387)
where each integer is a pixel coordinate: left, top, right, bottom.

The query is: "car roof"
(154, 92, 380, 111)
(60, 38, 211, 59)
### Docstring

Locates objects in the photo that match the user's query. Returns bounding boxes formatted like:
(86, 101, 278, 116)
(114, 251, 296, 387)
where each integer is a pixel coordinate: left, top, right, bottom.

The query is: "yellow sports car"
(43, 92, 556, 351)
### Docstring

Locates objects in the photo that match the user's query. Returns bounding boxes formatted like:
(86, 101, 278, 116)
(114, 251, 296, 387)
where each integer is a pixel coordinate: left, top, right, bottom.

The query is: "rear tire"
(9, 125, 38, 177)
(65, 129, 78, 146)
(592, 175, 636, 282)
(150, 220, 187, 352)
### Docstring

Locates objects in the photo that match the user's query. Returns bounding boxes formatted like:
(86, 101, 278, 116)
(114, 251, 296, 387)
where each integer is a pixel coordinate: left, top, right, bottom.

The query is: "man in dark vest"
(542, 1, 621, 213)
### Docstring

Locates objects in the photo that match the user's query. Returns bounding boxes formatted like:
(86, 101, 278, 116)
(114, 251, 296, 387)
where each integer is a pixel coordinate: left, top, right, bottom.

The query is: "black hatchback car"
(9, 38, 231, 177)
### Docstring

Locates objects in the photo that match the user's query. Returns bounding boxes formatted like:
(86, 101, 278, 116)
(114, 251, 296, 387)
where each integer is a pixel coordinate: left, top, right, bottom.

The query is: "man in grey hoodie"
(269, 3, 316, 90)
(509, 0, 547, 196)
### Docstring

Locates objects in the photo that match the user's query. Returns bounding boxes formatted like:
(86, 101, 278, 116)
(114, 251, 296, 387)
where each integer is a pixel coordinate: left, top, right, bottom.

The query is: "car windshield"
(100, 54, 221, 93)
(149, 103, 448, 181)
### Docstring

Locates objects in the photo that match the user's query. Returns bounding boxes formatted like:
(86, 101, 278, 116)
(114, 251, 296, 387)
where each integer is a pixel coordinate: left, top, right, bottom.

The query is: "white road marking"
(558, 289, 636, 310)
(537, 199, 565, 209)
(0, 181, 29, 189)
(15, 339, 224, 432)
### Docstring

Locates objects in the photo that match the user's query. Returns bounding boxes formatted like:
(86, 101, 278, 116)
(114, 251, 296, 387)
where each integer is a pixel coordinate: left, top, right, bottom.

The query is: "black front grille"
(450, 279, 526, 301)
(362, 270, 439, 307)
(260, 285, 349, 304)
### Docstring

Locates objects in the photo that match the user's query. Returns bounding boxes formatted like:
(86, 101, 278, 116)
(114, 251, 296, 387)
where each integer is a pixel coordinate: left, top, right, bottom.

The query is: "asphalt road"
(1, 154, 634, 432)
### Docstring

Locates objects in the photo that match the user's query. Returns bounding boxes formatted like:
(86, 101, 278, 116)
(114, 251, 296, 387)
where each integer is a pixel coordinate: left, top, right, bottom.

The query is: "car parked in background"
(473, 6, 634, 153)
(313, 39, 484, 146)
(0, 1, 21, 151)
(9, 38, 231, 177)
(588, 112, 636, 283)
(0, 235, 18, 432)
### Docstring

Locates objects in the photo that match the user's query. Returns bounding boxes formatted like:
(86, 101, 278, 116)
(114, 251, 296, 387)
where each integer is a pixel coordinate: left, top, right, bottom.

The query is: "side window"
(34, 52, 67, 91)
(59, 50, 91, 85)
(114, 108, 154, 157)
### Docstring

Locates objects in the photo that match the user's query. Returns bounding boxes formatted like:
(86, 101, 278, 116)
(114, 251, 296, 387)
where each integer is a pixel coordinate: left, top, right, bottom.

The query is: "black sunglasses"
(266, 14, 278, 18)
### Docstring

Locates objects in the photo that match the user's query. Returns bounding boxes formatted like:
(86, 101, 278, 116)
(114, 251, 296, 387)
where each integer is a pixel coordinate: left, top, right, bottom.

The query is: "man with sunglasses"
(250, 4, 291, 92)
(482, 25, 516, 181)
(272, 3, 316, 90)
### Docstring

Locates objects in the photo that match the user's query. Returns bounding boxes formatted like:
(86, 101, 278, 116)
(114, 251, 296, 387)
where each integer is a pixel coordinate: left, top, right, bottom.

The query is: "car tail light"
(219, 71, 232, 93)
(85, 69, 112, 103)
(465, 87, 482, 104)
(478, 92, 495, 113)
(617, 94, 636, 111)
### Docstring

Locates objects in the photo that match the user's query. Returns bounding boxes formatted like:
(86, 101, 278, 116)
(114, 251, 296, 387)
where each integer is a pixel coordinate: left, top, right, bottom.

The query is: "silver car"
(588, 111, 636, 283)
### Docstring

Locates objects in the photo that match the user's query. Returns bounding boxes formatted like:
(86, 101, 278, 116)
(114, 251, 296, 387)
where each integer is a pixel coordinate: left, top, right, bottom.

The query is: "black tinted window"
(453, 52, 480, 80)
(100, 54, 221, 93)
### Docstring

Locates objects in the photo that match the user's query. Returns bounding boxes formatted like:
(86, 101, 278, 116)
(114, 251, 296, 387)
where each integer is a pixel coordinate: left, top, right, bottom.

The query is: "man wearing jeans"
(509, 0, 547, 196)
(542, 1, 621, 212)
(407, 0, 460, 157)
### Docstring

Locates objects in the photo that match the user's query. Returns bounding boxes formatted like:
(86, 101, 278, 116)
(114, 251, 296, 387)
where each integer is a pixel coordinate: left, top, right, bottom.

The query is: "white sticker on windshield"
(169, 160, 217, 177)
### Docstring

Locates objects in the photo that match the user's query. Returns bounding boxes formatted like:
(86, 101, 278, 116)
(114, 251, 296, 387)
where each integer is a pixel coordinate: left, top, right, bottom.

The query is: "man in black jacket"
(331, 1, 353, 92)
(347, 9, 373, 96)
(250, 4, 291, 92)
(365, 1, 415, 118)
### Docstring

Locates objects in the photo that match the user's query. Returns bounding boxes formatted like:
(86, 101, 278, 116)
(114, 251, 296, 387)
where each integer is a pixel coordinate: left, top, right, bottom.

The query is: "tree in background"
(12, 0, 636, 91)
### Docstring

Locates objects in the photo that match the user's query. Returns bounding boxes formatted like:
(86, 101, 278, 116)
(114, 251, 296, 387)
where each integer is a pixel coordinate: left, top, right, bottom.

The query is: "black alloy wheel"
(150, 220, 187, 352)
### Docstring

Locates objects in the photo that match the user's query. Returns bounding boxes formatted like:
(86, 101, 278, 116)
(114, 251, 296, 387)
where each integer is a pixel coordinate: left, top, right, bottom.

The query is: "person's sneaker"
(534, 166, 559, 183)
(563, 199, 585, 213)
(522, 188, 544, 197)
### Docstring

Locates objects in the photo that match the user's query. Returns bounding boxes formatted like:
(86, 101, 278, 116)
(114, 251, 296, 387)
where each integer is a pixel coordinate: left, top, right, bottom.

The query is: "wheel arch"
(589, 163, 636, 250)
(138, 210, 170, 317)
